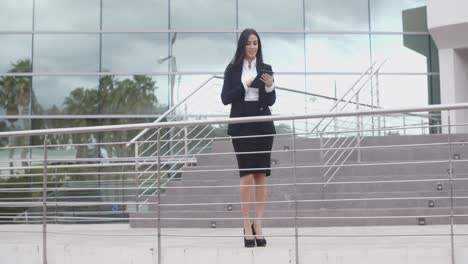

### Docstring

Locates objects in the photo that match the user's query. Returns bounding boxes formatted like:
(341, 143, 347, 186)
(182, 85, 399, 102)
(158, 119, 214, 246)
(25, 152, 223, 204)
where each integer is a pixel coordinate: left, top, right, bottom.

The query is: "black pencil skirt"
(231, 101, 274, 177)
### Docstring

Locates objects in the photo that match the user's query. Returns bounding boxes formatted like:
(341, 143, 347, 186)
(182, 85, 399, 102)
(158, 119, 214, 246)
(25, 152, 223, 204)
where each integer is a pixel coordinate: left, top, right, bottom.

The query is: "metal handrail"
(308, 61, 380, 134)
(275, 86, 378, 109)
(307, 59, 436, 185)
(2, 103, 468, 137)
(0, 104, 468, 235)
(317, 62, 386, 184)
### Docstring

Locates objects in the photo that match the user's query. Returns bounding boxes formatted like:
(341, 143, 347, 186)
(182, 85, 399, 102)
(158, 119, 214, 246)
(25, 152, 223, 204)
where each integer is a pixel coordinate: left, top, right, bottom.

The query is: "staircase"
(130, 133, 468, 228)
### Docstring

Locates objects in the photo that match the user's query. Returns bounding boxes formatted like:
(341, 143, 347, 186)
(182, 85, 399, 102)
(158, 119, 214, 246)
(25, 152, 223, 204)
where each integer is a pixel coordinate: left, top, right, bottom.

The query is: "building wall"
(428, 0, 468, 132)
(427, 0, 468, 30)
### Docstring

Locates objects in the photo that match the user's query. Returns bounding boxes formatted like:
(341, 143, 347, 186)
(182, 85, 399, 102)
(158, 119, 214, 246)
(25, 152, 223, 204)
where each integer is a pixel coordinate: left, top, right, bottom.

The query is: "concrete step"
(165, 177, 323, 187)
(153, 195, 456, 212)
(130, 207, 468, 228)
(200, 138, 325, 167)
(338, 161, 452, 177)
(146, 190, 468, 211)
(210, 138, 321, 153)
(360, 133, 468, 146)
(202, 135, 468, 166)
(182, 161, 465, 180)
(161, 179, 467, 197)
(171, 173, 461, 187)
(178, 166, 325, 180)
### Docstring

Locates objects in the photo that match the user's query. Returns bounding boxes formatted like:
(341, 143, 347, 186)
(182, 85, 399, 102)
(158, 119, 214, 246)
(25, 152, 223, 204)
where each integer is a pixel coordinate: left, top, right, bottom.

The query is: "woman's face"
(244, 34, 258, 61)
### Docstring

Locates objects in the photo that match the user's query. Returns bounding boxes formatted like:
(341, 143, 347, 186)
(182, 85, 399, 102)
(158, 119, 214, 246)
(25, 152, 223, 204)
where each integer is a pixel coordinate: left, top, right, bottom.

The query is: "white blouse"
(241, 58, 275, 101)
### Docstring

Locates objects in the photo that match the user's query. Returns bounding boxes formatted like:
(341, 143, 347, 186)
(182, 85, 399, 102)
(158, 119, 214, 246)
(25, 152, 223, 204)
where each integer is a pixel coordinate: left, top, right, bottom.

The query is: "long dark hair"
(228, 28, 263, 68)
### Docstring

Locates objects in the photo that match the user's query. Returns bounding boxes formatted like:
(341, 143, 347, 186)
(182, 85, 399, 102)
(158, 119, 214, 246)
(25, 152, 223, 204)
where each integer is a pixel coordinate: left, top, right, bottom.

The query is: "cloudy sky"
(0, 0, 430, 116)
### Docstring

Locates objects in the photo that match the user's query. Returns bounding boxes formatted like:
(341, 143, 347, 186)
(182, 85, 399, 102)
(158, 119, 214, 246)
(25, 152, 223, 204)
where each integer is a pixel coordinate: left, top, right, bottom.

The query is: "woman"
(221, 28, 276, 247)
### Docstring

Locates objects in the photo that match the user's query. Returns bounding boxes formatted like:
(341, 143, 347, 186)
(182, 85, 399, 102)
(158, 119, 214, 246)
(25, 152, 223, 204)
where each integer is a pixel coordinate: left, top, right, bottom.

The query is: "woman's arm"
(263, 65, 276, 106)
(221, 66, 245, 105)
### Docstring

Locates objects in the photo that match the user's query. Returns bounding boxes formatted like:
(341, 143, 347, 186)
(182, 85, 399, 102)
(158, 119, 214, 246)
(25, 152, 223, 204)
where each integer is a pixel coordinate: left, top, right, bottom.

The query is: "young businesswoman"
(221, 28, 276, 247)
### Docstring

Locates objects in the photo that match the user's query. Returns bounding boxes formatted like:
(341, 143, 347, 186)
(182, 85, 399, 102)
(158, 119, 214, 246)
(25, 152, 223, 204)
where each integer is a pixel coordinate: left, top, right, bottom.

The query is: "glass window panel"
(102, 0, 168, 30)
(176, 75, 229, 117)
(163, 75, 230, 144)
(307, 73, 375, 137)
(35, 0, 100, 30)
(377, 75, 429, 107)
(34, 34, 100, 72)
(261, 34, 304, 72)
(0, 117, 31, 177)
(372, 34, 430, 73)
(177, 78, 316, 125)
(269, 75, 307, 134)
(32, 76, 99, 115)
(238, 0, 303, 31)
(171, 0, 235, 30)
(306, 34, 370, 72)
(307, 74, 363, 99)
(0, 0, 33, 30)
(271, 75, 306, 115)
(172, 33, 236, 72)
(0, 75, 32, 120)
(305, 0, 369, 31)
(380, 112, 431, 135)
(0, 35, 32, 73)
(32, 75, 168, 115)
(101, 75, 169, 114)
(101, 34, 169, 72)
(370, 0, 427, 32)
(0, 69, 31, 134)
(306, 74, 376, 137)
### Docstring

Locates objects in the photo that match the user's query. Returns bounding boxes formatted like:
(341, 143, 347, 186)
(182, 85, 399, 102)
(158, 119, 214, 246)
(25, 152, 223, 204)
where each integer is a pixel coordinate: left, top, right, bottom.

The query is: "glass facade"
(0, 0, 438, 116)
(0, 0, 440, 225)
(0, 0, 438, 136)
(0, 0, 439, 186)
(0, 1, 439, 186)
(0, 0, 439, 120)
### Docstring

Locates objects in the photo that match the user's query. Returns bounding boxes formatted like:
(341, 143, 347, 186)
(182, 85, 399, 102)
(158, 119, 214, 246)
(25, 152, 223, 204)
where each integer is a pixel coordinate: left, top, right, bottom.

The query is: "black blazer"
(221, 62, 276, 136)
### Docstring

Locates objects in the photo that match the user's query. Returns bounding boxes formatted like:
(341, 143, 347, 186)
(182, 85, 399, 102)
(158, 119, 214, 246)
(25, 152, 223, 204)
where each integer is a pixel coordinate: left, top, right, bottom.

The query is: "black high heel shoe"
(244, 228, 255, 248)
(252, 223, 267, 247)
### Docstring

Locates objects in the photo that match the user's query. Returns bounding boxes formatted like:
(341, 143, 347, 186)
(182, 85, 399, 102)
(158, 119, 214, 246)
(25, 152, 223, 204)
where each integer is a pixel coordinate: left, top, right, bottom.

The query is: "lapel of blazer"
(233, 64, 242, 85)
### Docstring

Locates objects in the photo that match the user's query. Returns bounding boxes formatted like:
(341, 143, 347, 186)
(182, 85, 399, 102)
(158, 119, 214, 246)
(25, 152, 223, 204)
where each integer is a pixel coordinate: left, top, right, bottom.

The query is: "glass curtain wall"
(0, 0, 438, 216)
(0, 0, 437, 127)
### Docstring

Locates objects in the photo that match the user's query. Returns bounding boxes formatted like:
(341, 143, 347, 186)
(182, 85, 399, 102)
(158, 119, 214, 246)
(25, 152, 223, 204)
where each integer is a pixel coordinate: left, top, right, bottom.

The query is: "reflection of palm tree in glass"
(63, 75, 159, 158)
(0, 59, 32, 174)
(102, 75, 159, 157)
(63, 87, 99, 159)
(157, 33, 181, 108)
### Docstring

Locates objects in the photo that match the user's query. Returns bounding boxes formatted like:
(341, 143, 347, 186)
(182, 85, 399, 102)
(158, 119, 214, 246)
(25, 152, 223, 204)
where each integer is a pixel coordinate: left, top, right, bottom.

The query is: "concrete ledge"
(1, 224, 468, 264)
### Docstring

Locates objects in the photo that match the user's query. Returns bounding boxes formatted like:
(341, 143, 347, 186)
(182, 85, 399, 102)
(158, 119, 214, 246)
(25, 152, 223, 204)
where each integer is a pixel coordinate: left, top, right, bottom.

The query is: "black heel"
(244, 228, 255, 248)
(252, 223, 267, 247)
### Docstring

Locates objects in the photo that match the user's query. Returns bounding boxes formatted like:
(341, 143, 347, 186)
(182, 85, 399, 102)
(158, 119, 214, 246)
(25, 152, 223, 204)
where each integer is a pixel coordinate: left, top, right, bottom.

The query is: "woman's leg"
(253, 173, 267, 238)
(240, 174, 254, 239)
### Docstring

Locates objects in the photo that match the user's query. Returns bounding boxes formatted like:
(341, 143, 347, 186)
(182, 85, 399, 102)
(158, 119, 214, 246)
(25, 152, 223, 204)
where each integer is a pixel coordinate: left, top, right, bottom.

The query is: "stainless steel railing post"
(447, 111, 455, 264)
(134, 142, 139, 212)
(292, 120, 299, 264)
(157, 130, 162, 264)
(42, 135, 48, 264)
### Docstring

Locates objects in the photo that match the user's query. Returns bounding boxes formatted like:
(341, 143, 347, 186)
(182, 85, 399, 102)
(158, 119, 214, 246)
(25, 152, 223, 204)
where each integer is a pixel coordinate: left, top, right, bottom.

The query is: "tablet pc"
(250, 70, 274, 88)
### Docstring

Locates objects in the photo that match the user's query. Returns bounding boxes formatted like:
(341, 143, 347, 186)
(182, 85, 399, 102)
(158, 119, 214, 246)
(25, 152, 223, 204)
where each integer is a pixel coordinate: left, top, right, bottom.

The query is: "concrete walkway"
(1, 224, 467, 264)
